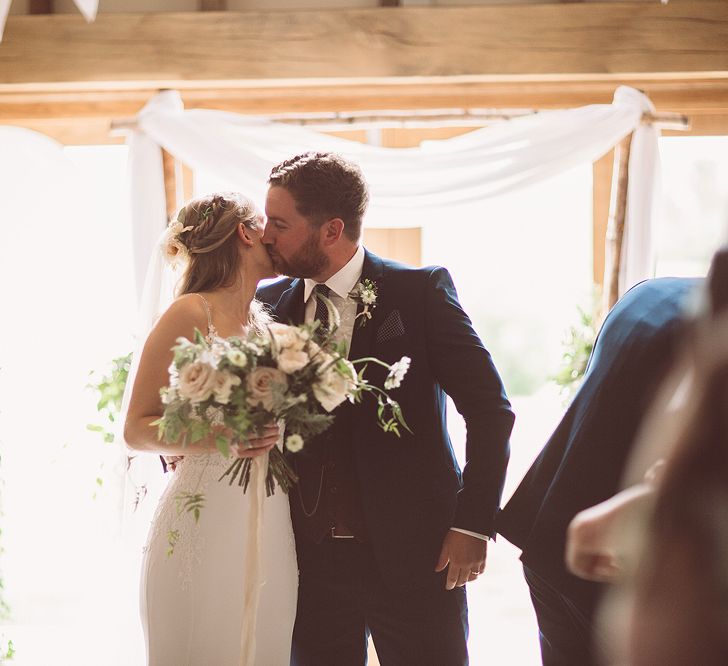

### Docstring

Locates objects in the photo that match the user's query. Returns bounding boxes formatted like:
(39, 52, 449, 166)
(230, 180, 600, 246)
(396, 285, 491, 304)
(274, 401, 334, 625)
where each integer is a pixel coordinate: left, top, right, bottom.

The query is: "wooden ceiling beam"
(2, 77, 728, 121)
(1, 2, 726, 91)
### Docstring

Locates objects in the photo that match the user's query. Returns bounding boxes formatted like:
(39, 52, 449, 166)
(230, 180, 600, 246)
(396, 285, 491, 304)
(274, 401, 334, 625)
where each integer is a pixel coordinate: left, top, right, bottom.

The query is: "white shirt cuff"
(450, 527, 490, 541)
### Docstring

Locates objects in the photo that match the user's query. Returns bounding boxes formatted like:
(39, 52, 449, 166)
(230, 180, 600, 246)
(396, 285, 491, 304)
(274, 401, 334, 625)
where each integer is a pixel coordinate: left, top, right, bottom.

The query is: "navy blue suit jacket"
(257, 249, 514, 586)
(497, 277, 700, 602)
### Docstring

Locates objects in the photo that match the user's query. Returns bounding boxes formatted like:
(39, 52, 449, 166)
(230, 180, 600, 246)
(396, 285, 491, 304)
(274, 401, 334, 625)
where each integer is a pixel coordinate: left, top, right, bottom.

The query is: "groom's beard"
(270, 232, 329, 279)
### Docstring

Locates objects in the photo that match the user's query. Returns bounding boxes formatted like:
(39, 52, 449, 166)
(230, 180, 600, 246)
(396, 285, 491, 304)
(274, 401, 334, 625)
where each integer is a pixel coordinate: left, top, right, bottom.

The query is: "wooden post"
(592, 149, 615, 288)
(29, 0, 53, 13)
(161, 148, 182, 220)
(601, 132, 634, 317)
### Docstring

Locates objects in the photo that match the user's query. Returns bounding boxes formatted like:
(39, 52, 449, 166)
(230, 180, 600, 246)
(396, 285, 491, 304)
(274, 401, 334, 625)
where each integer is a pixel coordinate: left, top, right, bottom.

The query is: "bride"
(123, 192, 298, 665)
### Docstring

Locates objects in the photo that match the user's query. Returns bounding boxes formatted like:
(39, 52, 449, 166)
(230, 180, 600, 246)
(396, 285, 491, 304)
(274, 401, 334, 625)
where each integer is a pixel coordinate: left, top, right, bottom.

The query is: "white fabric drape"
(130, 85, 660, 300)
(0, 0, 97, 41)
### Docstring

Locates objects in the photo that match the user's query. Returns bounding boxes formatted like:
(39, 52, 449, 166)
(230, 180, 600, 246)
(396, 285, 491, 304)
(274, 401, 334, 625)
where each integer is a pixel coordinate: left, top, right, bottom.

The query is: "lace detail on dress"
(143, 453, 229, 589)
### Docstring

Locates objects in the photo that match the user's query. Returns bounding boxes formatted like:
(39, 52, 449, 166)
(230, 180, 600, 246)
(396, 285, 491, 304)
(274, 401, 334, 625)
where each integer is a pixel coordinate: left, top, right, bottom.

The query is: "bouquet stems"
(218, 448, 298, 496)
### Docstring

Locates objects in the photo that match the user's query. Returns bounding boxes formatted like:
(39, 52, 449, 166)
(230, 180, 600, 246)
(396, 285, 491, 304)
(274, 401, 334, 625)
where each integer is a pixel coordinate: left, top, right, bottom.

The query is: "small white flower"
(199, 349, 220, 369)
(227, 349, 248, 368)
(285, 434, 304, 453)
(168, 363, 180, 388)
(161, 387, 178, 405)
(384, 356, 411, 390)
(361, 290, 376, 305)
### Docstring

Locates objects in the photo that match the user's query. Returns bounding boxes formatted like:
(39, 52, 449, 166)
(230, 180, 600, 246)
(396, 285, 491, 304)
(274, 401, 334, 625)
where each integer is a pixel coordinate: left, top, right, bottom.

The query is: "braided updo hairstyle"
(170, 192, 269, 332)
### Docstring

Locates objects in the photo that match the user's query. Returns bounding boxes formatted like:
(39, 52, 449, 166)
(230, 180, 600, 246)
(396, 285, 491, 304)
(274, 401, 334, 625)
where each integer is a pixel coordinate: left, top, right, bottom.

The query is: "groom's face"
(263, 186, 329, 279)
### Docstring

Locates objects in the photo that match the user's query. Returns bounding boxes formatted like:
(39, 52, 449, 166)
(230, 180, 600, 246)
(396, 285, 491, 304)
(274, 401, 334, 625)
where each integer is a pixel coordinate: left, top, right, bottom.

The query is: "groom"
(257, 152, 514, 665)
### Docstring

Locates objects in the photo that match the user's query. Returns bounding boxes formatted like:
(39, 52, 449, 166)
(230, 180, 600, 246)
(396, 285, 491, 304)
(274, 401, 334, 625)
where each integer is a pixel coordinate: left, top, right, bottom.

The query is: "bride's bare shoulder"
(153, 293, 208, 334)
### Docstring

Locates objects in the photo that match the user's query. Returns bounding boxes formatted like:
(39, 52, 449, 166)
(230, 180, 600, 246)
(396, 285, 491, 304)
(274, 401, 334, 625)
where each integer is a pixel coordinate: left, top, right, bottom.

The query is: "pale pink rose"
(277, 348, 310, 374)
(212, 370, 242, 404)
(177, 361, 217, 404)
(312, 359, 357, 412)
(246, 366, 288, 411)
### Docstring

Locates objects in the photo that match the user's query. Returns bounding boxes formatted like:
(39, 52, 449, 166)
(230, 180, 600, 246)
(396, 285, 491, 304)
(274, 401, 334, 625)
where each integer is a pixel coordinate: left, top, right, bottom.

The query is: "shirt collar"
(303, 245, 365, 302)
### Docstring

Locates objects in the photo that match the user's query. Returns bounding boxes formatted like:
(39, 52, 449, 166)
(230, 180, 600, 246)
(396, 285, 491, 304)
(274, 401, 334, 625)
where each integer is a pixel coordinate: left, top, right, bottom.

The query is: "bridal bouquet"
(154, 313, 411, 499)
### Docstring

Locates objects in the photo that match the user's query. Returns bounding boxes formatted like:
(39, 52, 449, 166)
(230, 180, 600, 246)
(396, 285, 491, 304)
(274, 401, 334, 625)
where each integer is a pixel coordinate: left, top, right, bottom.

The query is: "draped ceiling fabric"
(0, 0, 97, 41)
(129, 85, 659, 302)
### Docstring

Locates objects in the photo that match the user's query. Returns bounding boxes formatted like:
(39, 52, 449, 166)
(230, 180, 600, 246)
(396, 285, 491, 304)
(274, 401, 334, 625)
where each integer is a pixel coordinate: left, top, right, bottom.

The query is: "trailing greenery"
(552, 304, 598, 400)
(86, 353, 132, 495)
(87, 353, 132, 443)
(0, 636, 14, 663)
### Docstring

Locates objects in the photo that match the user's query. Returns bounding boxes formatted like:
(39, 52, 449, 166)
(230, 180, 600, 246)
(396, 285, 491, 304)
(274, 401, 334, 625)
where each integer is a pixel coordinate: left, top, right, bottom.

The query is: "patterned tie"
(313, 283, 332, 332)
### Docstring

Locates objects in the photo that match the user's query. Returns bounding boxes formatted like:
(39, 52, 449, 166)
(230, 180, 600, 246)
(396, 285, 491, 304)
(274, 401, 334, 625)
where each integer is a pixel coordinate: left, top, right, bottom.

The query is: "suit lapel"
(347, 249, 385, 362)
(271, 278, 306, 325)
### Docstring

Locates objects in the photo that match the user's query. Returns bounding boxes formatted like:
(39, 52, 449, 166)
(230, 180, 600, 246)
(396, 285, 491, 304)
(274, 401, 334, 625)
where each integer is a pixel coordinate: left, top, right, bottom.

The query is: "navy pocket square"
(376, 310, 406, 344)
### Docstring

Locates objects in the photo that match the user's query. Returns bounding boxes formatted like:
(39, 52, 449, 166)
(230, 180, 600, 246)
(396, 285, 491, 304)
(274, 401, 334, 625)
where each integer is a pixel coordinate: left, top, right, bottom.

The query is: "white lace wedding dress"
(139, 300, 298, 666)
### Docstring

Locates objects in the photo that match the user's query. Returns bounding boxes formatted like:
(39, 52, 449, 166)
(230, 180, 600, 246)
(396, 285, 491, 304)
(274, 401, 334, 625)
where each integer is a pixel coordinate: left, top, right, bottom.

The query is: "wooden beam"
(2, 77, 727, 140)
(199, 0, 226, 10)
(1, 2, 727, 90)
(29, 0, 53, 14)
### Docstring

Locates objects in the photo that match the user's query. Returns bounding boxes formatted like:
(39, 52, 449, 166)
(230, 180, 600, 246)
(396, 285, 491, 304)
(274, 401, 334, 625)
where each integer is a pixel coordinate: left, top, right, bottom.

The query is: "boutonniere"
(349, 278, 378, 328)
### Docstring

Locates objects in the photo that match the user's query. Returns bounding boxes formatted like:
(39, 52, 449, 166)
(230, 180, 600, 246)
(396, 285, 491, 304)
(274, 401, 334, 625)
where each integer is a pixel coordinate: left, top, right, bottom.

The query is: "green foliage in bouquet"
(552, 304, 597, 400)
(154, 311, 412, 524)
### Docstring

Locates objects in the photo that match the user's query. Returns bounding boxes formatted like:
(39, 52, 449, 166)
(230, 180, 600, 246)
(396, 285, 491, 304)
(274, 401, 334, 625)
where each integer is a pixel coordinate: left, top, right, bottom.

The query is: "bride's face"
(248, 216, 276, 279)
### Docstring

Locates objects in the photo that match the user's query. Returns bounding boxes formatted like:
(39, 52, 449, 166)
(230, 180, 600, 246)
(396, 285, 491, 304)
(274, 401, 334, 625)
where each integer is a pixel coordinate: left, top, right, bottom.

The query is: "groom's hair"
(268, 152, 369, 242)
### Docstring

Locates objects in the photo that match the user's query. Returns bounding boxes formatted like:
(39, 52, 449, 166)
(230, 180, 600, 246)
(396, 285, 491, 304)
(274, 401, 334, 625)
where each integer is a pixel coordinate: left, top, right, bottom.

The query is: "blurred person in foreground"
(567, 246, 728, 665)
(497, 272, 704, 665)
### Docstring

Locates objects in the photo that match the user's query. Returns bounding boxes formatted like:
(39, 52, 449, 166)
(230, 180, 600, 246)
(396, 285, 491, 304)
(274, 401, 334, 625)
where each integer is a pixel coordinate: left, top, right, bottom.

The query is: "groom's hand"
(435, 530, 488, 590)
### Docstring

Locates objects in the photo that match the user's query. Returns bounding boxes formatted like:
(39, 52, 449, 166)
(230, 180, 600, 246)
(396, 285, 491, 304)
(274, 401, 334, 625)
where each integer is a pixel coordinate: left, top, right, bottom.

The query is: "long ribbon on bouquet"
(239, 454, 266, 665)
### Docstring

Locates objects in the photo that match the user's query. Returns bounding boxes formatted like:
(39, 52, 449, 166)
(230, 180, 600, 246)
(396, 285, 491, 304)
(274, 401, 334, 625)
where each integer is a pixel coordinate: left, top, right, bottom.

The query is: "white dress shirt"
(303, 244, 365, 354)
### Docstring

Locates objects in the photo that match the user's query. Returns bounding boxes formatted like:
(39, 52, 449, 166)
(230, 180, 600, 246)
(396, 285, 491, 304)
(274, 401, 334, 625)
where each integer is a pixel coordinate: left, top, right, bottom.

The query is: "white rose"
(277, 348, 310, 374)
(227, 349, 248, 368)
(212, 370, 242, 405)
(313, 360, 357, 412)
(246, 366, 289, 411)
(178, 361, 217, 404)
(306, 340, 322, 361)
(269, 322, 307, 352)
(285, 434, 304, 453)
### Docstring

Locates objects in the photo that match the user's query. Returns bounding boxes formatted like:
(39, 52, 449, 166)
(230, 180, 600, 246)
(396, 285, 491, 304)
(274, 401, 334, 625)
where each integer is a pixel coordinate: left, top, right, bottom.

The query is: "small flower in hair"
(163, 216, 194, 269)
(200, 205, 214, 222)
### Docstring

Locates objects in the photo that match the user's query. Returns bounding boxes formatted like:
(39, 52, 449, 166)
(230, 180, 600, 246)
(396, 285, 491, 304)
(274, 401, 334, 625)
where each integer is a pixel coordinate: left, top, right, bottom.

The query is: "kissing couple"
(124, 151, 514, 665)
